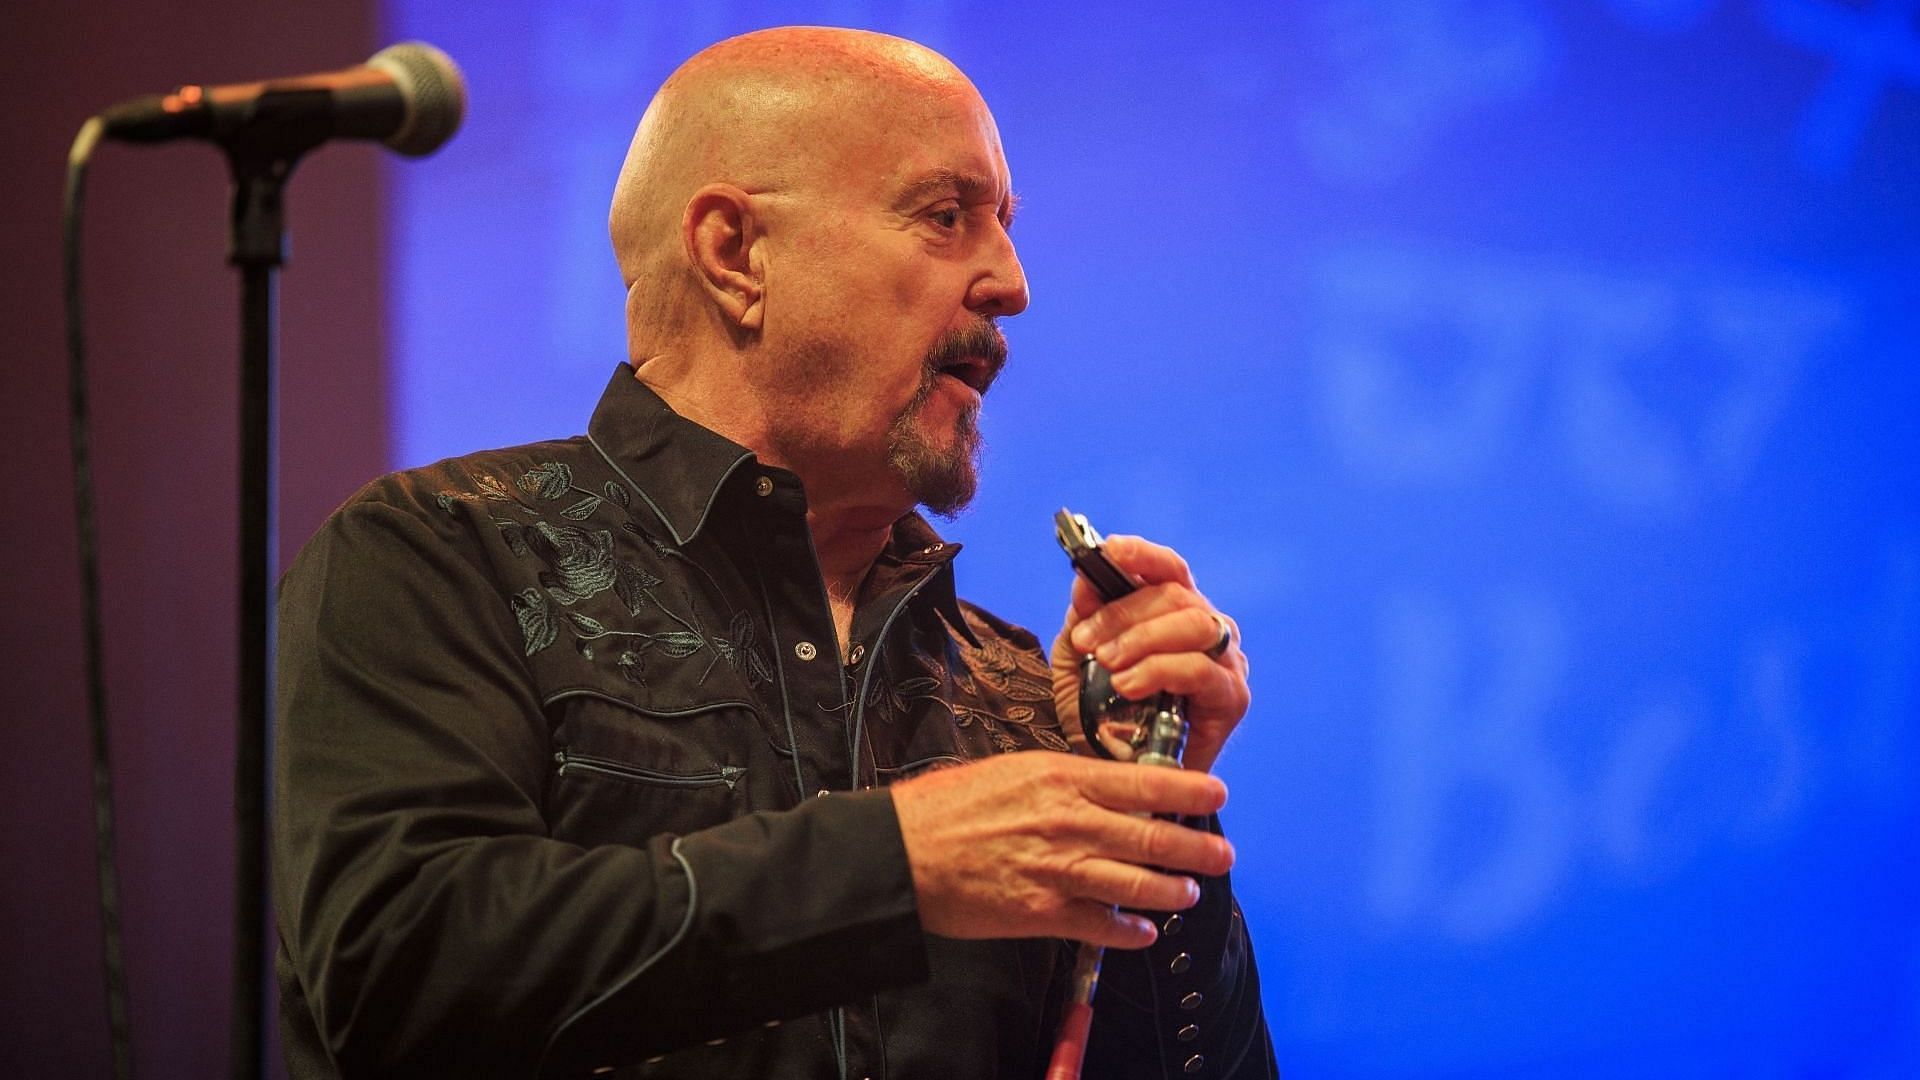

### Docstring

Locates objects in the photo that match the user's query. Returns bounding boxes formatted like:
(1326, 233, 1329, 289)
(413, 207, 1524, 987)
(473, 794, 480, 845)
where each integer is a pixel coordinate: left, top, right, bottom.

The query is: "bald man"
(275, 28, 1274, 1079)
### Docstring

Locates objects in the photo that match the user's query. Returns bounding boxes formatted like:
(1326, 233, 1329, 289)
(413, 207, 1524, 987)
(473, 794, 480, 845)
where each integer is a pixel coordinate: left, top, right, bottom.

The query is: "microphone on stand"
(98, 41, 465, 157)
(66, 41, 465, 1080)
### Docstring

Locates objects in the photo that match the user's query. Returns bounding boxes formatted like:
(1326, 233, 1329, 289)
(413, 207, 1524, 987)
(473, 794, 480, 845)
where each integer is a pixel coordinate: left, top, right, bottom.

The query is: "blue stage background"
(383, 2, 1920, 1074)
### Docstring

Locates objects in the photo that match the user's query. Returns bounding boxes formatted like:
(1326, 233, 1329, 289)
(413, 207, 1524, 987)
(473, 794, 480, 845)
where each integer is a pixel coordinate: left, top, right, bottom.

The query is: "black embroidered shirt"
(273, 364, 1274, 1078)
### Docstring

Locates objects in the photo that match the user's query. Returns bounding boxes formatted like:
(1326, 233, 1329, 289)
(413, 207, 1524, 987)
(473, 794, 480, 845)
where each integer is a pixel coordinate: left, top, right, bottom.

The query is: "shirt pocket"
(544, 690, 761, 846)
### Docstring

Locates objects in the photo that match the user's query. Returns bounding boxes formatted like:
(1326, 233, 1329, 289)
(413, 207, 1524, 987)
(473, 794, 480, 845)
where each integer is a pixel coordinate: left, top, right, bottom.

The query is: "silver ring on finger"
(1203, 612, 1234, 661)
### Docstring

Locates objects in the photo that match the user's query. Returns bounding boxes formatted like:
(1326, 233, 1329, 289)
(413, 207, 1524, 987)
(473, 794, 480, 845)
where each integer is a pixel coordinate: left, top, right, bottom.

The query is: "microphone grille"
(367, 41, 466, 157)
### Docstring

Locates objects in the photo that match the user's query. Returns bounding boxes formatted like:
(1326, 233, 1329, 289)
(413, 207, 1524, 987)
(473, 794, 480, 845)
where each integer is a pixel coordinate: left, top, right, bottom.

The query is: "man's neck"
(806, 499, 901, 651)
(631, 359, 911, 650)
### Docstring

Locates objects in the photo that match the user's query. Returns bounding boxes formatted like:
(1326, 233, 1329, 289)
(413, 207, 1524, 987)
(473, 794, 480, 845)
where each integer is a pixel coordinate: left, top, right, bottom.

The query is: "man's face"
(755, 79, 1028, 516)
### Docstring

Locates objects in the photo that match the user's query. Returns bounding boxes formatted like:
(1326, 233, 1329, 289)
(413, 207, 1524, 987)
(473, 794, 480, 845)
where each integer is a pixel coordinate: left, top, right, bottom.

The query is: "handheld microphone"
(97, 42, 465, 157)
(1047, 509, 1194, 1080)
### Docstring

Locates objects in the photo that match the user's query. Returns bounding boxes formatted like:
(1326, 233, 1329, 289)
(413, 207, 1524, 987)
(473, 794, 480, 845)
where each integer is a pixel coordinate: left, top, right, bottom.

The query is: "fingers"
(1050, 759, 1235, 875)
(1072, 757, 1230, 820)
(1085, 604, 1232, 673)
(1068, 857, 1201, 913)
(1068, 580, 1199, 648)
(1059, 901, 1158, 950)
(1067, 573, 1109, 622)
(1052, 866, 1205, 948)
(1103, 535, 1195, 590)
(1075, 808, 1236, 878)
(893, 753, 1236, 946)
(1060, 559, 1248, 736)
(1068, 575, 1239, 683)
(1108, 652, 1247, 712)
(1066, 535, 1194, 620)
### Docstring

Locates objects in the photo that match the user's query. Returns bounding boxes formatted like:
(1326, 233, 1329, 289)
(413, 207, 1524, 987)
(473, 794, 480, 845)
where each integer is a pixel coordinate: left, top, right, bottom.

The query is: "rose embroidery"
(526, 522, 618, 605)
(437, 464, 770, 688)
(510, 588, 557, 656)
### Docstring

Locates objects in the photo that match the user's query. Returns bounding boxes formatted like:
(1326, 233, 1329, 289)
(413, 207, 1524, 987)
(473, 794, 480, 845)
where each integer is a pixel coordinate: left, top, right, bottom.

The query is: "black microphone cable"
(63, 45, 462, 1078)
(64, 113, 135, 1080)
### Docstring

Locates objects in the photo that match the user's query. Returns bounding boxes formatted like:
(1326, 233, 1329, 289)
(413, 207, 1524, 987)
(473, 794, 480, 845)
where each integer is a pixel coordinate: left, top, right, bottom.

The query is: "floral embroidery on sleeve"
(952, 631, 1071, 752)
(864, 639, 1070, 753)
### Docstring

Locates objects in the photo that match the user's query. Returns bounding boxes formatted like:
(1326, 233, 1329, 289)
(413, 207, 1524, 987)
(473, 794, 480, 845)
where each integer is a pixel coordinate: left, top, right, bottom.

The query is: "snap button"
(816, 789, 831, 798)
(1183, 1053, 1205, 1074)
(1169, 952, 1192, 975)
(754, 475, 774, 497)
(1178, 1023, 1199, 1042)
(923, 543, 943, 554)
(1179, 991, 1203, 1011)
(847, 643, 866, 666)
(1162, 913, 1184, 936)
(794, 641, 818, 661)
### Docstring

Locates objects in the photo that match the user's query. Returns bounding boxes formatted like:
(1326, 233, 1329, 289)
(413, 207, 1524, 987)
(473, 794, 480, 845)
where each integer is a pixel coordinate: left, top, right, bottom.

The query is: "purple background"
(3, 2, 385, 1074)
(6, 1, 1919, 1076)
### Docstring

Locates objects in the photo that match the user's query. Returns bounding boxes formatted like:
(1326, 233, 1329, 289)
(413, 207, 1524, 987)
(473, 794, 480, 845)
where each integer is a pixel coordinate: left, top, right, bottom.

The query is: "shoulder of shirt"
(289, 435, 601, 573)
(954, 597, 1047, 655)
(285, 436, 603, 597)
(327, 436, 595, 521)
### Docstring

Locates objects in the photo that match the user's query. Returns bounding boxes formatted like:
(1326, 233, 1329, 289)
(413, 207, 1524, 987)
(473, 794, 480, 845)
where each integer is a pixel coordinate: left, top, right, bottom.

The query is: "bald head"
(610, 28, 982, 299)
(604, 27, 1026, 519)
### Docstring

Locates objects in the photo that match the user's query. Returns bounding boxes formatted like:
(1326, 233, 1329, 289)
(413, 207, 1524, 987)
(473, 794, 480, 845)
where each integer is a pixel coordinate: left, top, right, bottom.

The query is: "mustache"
(922, 320, 1009, 395)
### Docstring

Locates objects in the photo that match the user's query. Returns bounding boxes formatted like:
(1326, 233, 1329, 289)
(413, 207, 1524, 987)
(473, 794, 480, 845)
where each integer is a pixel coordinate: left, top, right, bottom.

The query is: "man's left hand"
(1051, 535, 1250, 775)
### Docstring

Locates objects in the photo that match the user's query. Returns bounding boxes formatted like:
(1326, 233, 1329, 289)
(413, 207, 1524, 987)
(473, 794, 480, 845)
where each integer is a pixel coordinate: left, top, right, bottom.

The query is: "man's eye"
(928, 207, 962, 230)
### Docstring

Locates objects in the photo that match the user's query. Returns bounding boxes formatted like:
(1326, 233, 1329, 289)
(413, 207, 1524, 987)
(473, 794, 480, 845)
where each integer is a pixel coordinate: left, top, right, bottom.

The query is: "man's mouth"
(924, 322, 1008, 398)
(933, 354, 994, 394)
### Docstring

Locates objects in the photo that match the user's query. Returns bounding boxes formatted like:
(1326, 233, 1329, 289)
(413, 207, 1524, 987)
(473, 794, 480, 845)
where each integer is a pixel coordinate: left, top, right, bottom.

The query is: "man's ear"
(682, 184, 765, 331)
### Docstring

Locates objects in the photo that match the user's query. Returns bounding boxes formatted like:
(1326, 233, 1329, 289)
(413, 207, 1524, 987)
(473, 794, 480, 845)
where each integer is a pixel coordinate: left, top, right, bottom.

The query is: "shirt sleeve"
(274, 497, 928, 1078)
(1081, 814, 1279, 1079)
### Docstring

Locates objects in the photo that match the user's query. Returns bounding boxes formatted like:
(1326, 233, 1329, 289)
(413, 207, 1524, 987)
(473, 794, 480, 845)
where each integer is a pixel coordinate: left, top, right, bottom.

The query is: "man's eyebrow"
(893, 169, 1020, 225)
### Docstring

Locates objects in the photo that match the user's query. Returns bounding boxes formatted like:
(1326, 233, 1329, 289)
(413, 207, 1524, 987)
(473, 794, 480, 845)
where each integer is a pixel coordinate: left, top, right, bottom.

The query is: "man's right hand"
(888, 751, 1234, 949)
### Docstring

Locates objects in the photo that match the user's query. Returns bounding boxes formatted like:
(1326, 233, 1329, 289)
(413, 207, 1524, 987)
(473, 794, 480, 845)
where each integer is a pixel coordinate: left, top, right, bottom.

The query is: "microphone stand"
(219, 88, 331, 1080)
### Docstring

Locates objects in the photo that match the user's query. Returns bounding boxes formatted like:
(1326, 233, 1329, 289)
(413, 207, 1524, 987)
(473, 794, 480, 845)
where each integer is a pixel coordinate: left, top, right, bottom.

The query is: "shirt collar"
(585, 364, 982, 645)
(881, 512, 981, 648)
(585, 363, 757, 547)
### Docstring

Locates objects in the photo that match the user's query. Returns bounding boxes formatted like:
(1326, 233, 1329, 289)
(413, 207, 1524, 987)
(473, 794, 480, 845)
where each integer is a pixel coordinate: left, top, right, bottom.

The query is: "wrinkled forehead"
(710, 59, 1013, 212)
(630, 30, 1017, 232)
(782, 70, 1013, 208)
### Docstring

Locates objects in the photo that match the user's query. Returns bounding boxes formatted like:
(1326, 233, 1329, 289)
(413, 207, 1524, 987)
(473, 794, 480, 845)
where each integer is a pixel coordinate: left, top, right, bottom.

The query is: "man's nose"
(968, 226, 1029, 317)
